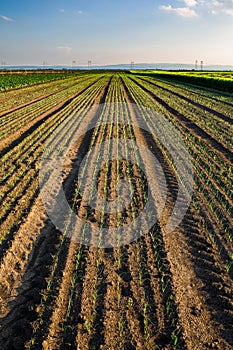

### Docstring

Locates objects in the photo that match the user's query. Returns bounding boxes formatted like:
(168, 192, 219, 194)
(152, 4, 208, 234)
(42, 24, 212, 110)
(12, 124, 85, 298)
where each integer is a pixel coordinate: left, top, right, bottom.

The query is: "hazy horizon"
(2, 62, 233, 71)
(1, 0, 232, 66)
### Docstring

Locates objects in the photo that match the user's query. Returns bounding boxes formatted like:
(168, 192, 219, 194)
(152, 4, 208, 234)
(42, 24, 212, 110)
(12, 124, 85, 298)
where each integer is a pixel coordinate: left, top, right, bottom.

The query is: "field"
(0, 71, 233, 350)
(0, 71, 83, 91)
(132, 70, 233, 93)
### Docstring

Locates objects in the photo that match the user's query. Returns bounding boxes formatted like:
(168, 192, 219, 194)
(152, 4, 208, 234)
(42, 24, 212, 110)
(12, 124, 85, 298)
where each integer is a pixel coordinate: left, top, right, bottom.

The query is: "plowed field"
(0, 72, 233, 350)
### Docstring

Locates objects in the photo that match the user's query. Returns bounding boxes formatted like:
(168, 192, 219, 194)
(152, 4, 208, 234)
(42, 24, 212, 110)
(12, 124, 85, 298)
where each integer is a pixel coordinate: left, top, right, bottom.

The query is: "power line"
(43, 61, 48, 69)
(200, 60, 203, 71)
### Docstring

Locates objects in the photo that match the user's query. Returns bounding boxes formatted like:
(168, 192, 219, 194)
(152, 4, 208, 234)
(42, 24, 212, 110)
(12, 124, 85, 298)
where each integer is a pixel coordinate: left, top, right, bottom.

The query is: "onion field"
(0, 72, 232, 350)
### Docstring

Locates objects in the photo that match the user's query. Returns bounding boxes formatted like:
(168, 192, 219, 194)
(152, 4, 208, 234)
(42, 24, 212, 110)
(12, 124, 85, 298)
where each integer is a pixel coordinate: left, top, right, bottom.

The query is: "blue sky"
(0, 0, 232, 66)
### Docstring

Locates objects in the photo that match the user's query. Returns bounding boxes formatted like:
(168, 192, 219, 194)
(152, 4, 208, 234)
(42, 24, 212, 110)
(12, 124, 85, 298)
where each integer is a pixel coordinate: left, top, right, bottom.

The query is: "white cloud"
(160, 4, 198, 17)
(160, 0, 233, 16)
(57, 46, 72, 55)
(0, 15, 14, 22)
(183, 0, 198, 7)
(58, 8, 65, 13)
(78, 10, 84, 15)
(210, 0, 233, 15)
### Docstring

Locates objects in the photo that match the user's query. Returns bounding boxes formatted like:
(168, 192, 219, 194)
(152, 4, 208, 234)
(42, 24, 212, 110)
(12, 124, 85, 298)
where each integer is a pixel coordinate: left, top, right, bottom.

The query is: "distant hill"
(1, 63, 233, 71)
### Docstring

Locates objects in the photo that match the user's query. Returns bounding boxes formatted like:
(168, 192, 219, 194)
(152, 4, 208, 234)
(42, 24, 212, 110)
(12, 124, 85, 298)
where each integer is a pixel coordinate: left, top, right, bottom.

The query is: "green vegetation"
(0, 71, 79, 90)
(131, 70, 233, 93)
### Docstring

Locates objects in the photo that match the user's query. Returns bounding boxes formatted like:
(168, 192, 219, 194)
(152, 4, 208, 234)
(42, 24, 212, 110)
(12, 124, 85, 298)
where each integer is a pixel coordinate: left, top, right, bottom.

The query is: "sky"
(0, 0, 233, 66)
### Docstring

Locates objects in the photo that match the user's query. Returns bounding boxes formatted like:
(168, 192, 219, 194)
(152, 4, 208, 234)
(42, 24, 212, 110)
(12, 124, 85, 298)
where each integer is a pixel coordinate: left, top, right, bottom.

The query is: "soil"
(0, 73, 232, 350)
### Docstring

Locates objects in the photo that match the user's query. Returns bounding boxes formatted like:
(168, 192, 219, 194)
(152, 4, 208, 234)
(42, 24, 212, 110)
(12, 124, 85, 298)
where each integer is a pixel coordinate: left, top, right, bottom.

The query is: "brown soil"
(0, 73, 232, 350)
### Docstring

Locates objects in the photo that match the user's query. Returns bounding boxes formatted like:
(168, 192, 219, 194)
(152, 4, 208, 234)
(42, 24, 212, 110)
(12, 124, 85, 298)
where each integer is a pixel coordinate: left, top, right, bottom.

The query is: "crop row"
(0, 74, 100, 113)
(134, 71, 233, 93)
(0, 75, 104, 143)
(27, 76, 118, 349)
(129, 75, 233, 150)
(137, 75, 233, 117)
(121, 74, 233, 269)
(0, 75, 111, 250)
(26, 75, 184, 349)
